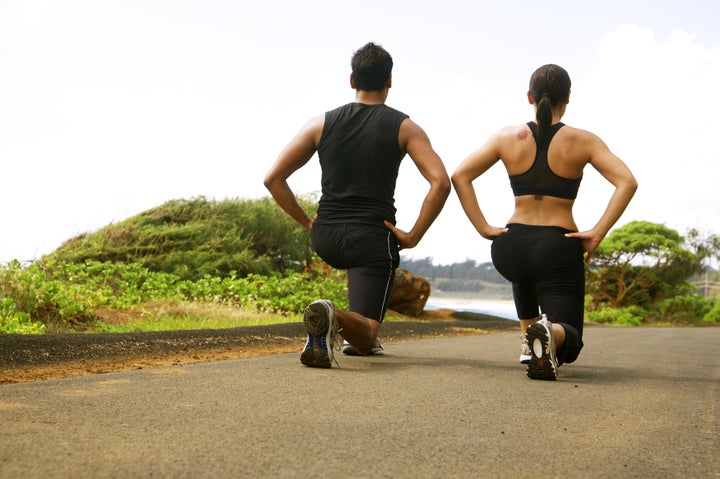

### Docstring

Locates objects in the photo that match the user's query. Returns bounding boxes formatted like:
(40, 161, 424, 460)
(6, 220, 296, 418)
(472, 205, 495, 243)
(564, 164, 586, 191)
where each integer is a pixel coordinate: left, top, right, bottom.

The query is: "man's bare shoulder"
(304, 113, 325, 131)
(398, 116, 421, 131)
(296, 113, 325, 145)
(398, 117, 431, 147)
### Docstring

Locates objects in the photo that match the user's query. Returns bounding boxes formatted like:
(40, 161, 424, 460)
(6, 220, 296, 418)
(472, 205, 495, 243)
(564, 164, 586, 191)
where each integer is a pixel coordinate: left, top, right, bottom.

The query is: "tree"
(685, 228, 720, 266)
(587, 221, 702, 309)
(685, 228, 720, 298)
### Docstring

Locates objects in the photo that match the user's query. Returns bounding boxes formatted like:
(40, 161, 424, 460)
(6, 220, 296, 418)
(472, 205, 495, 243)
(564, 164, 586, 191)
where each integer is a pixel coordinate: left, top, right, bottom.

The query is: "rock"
(389, 268, 430, 317)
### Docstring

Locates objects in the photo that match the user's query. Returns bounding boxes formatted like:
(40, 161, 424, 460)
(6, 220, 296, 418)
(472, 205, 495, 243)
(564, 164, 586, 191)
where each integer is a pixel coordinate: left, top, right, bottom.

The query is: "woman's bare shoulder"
(493, 123, 533, 143)
(560, 124, 603, 141)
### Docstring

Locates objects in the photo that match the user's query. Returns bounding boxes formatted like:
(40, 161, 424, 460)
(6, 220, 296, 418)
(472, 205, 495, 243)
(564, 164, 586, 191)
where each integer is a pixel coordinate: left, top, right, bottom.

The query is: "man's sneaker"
(300, 300, 339, 368)
(342, 338, 384, 356)
(519, 339, 532, 364)
(525, 315, 558, 380)
(300, 334, 332, 368)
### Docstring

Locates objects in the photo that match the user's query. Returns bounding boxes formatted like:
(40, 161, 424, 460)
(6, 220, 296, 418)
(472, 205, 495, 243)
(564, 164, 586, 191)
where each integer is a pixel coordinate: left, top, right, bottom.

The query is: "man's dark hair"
(351, 42, 393, 91)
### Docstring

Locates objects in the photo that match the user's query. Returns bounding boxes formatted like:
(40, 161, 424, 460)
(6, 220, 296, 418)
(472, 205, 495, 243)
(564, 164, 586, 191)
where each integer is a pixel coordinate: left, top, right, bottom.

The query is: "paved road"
(1, 327, 718, 478)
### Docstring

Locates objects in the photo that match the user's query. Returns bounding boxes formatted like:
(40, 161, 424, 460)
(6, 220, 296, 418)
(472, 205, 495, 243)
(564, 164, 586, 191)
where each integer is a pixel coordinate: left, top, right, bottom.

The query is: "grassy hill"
(50, 196, 315, 280)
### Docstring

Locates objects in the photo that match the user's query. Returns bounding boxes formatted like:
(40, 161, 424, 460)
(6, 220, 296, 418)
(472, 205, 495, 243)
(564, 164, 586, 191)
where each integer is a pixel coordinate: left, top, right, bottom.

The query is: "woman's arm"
(565, 133, 638, 258)
(451, 131, 509, 240)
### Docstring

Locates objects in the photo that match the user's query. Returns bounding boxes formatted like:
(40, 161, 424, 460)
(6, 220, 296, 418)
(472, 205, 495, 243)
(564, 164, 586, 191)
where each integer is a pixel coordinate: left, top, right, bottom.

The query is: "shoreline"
(425, 296, 517, 320)
(427, 296, 513, 304)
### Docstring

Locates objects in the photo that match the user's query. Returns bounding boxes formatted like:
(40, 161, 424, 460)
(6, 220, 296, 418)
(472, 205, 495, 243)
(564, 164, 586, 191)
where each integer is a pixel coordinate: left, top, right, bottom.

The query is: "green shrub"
(702, 301, 720, 324)
(0, 298, 46, 334)
(654, 294, 712, 320)
(585, 305, 646, 326)
(177, 271, 348, 314)
(1, 258, 349, 331)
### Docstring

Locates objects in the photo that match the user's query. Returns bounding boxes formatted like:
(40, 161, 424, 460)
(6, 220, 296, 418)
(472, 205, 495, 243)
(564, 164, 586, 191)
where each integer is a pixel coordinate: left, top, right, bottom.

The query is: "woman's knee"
(556, 323, 583, 365)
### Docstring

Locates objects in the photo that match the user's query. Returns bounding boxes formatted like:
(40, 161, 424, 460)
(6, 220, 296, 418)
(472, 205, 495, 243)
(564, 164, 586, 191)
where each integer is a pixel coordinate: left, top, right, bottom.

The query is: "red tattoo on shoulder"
(516, 129, 530, 141)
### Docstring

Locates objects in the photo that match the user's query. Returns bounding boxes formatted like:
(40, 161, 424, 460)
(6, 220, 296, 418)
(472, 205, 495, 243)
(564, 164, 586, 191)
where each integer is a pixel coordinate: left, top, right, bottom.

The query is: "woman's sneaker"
(519, 340, 532, 364)
(525, 315, 558, 380)
(342, 339, 384, 356)
(300, 300, 339, 368)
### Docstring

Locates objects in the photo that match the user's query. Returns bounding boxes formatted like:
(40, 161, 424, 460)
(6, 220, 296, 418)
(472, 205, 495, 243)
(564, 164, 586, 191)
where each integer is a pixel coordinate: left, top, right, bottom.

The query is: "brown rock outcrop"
(389, 268, 430, 317)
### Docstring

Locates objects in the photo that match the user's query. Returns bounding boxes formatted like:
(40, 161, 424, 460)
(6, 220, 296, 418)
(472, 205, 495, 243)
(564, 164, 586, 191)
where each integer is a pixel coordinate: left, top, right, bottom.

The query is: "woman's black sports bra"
(509, 122, 582, 200)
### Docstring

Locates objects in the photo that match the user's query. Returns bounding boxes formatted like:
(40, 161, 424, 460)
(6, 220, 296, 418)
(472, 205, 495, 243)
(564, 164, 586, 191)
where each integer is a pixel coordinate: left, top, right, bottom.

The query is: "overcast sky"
(1, 0, 719, 266)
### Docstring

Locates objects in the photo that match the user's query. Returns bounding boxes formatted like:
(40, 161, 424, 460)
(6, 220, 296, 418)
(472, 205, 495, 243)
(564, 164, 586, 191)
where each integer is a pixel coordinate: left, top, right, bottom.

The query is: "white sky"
(1, 0, 719, 266)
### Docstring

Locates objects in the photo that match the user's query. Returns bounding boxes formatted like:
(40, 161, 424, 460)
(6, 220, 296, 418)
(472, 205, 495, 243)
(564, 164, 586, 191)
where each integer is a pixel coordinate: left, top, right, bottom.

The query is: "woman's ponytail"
(529, 65, 571, 143)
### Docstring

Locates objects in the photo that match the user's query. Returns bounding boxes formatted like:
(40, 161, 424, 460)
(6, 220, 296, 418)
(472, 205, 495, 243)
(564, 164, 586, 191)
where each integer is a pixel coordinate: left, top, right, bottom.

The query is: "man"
(264, 42, 450, 368)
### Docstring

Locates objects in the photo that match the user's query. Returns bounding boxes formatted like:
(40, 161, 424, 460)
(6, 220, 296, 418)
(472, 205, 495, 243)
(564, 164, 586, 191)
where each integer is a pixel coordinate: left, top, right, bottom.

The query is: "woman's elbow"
(450, 170, 470, 191)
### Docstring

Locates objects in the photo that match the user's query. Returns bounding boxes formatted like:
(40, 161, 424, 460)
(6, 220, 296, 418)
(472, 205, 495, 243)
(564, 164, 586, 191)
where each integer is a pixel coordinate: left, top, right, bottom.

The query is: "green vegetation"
(1, 198, 718, 334)
(0, 195, 353, 333)
(585, 221, 719, 326)
(50, 196, 317, 280)
(0, 258, 348, 334)
(0, 298, 46, 334)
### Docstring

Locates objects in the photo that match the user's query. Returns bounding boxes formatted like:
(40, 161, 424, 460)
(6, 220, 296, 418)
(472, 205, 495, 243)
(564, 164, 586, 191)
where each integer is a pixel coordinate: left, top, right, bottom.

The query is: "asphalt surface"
(1, 327, 718, 479)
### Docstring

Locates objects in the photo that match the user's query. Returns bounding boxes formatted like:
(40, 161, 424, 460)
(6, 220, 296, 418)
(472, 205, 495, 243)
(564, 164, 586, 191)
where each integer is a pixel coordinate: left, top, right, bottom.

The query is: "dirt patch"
(0, 309, 517, 384)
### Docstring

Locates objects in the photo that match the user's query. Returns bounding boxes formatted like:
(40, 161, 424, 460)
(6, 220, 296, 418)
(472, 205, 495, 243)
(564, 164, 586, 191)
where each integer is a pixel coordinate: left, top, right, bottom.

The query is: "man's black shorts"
(311, 223, 399, 321)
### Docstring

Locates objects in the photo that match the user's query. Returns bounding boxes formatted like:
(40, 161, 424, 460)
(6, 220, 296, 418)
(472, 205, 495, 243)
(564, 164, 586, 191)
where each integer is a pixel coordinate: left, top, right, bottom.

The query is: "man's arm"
(263, 115, 324, 231)
(385, 119, 451, 249)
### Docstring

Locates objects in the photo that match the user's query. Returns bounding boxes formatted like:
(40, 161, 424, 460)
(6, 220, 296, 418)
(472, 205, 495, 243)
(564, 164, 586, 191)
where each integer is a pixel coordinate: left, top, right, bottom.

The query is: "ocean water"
(424, 297, 518, 321)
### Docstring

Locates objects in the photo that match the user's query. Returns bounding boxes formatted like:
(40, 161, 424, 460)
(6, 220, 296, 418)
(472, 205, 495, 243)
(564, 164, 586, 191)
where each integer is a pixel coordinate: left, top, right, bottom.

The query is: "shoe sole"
(302, 301, 337, 368)
(303, 301, 330, 336)
(342, 345, 384, 356)
(342, 338, 384, 356)
(525, 322, 557, 380)
(300, 345, 331, 368)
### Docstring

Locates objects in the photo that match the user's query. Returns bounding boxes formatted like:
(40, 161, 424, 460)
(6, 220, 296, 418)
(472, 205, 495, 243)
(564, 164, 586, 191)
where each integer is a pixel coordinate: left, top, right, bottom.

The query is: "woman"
(452, 64, 637, 380)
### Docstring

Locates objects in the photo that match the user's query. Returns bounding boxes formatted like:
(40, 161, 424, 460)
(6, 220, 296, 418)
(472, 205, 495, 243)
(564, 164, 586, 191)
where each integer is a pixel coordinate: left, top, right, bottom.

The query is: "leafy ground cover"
(0, 258, 349, 334)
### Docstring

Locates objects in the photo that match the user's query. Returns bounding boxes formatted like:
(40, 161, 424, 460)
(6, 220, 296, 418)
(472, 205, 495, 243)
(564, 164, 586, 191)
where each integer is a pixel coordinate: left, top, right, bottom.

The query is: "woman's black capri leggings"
(491, 223, 585, 365)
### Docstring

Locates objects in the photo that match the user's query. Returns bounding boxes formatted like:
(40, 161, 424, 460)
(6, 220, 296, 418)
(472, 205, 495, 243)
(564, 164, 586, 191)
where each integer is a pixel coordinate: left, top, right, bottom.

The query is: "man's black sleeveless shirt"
(315, 102, 409, 226)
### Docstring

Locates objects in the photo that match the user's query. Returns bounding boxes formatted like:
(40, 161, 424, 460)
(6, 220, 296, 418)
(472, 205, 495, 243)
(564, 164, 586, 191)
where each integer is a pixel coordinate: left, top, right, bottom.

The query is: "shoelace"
(330, 327, 343, 367)
(314, 327, 342, 368)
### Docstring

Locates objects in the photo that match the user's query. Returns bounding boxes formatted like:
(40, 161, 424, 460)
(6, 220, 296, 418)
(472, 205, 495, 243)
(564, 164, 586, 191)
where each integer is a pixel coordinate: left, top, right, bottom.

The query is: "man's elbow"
(630, 177, 639, 193)
(625, 176, 639, 196)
